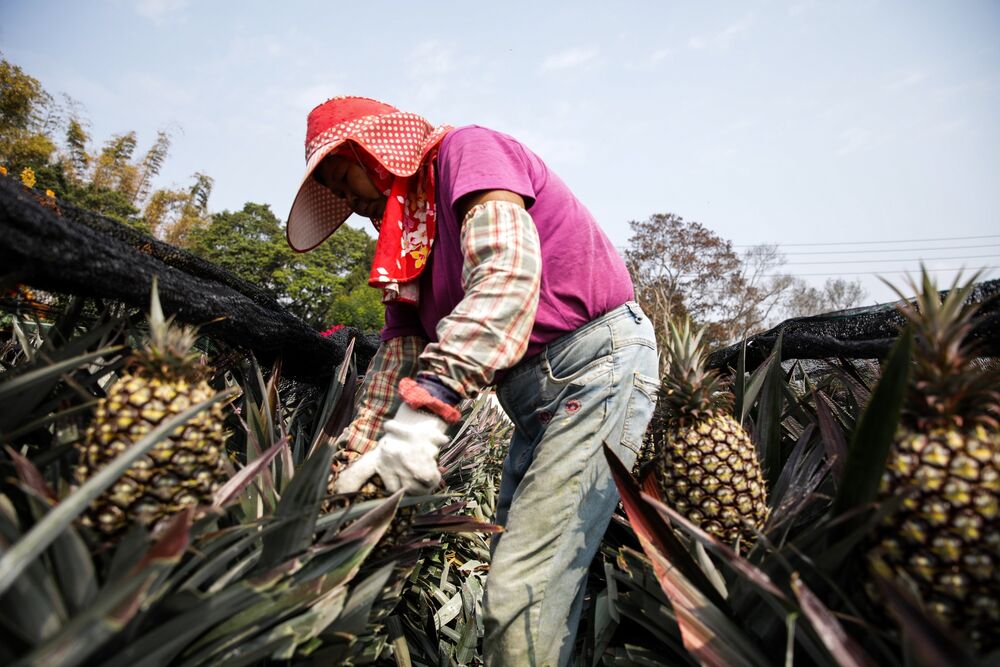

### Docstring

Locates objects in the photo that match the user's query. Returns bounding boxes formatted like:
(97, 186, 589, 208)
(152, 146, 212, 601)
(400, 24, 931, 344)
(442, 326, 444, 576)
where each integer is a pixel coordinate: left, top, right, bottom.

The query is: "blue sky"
(2, 1, 998, 303)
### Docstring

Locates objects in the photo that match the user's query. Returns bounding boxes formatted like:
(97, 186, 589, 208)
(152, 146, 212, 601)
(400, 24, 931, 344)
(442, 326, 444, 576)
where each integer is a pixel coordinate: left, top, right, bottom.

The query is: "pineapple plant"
(74, 282, 230, 541)
(645, 317, 769, 548)
(0, 292, 506, 665)
(869, 270, 1000, 649)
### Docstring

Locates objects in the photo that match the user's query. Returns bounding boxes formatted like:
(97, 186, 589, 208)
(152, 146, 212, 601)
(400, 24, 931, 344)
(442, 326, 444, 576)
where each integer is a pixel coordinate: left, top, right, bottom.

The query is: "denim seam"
(541, 304, 631, 358)
(540, 354, 613, 385)
(532, 368, 612, 662)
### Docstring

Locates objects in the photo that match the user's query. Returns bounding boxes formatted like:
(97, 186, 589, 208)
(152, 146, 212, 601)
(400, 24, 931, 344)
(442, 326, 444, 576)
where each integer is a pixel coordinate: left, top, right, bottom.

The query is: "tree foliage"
(625, 213, 868, 354)
(624, 213, 790, 350)
(189, 204, 383, 330)
(0, 56, 57, 171)
(783, 277, 868, 318)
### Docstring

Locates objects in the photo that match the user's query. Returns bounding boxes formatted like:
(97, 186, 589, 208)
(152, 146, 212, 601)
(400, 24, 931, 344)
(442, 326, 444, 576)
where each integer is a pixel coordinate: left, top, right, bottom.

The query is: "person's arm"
(334, 195, 542, 495)
(410, 194, 542, 411)
(329, 335, 425, 475)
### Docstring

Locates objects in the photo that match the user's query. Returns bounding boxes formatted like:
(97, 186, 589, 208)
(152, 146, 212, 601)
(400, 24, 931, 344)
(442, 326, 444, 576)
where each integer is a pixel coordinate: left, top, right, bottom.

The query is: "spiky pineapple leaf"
(16, 509, 193, 667)
(0, 386, 238, 597)
(733, 338, 748, 423)
(831, 329, 912, 523)
(641, 538, 771, 667)
(254, 440, 336, 572)
(752, 332, 785, 486)
(307, 337, 357, 458)
(212, 436, 290, 509)
(738, 340, 775, 427)
(185, 493, 400, 665)
(790, 573, 877, 667)
(643, 493, 788, 603)
(812, 390, 849, 479)
(101, 585, 263, 667)
(256, 343, 357, 571)
(22, 493, 98, 615)
(602, 442, 727, 608)
(0, 495, 66, 646)
(0, 345, 123, 433)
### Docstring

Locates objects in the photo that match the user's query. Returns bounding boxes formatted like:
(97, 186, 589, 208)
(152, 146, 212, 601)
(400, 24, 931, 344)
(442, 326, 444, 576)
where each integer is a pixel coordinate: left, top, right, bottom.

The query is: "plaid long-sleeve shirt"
(334, 200, 541, 458)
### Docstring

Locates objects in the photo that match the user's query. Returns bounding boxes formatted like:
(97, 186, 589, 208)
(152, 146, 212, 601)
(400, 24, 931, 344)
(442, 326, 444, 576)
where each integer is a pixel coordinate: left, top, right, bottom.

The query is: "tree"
(275, 223, 379, 329)
(0, 56, 57, 171)
(63, 117, 90, 181)
(188, 202, 290, 292)
(624, 213, 790, 352)
(130, 130, 171, 205)
(782, 278, 868, 319)
(90, 131, 139, 193)
(161, 172, 214, 247)
(188, 203, 383, 331)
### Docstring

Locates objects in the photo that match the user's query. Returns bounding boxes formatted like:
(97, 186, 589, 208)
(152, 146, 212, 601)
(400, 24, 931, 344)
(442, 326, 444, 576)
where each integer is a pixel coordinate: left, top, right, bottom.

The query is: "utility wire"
(734, 233, 1000, 248)
(784, 254, 999, 265)
(757, 266, 1000, 278)
(676, 266, 1000, 279)
(777, 243, 1000, 256)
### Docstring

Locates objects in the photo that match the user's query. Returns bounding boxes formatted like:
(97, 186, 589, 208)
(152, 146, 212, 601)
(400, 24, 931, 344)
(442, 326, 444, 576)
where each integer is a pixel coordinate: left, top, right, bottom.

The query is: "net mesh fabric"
(0, 175, 380, 381)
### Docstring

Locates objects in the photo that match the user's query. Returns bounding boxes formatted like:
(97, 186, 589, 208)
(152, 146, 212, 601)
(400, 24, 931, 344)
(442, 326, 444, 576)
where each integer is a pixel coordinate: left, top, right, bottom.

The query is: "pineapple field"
(2, 170, 1000, 666)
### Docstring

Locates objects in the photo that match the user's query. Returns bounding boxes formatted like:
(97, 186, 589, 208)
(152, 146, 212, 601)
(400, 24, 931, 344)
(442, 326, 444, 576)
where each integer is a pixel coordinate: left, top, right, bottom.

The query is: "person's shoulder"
(442, 125, 524, 152)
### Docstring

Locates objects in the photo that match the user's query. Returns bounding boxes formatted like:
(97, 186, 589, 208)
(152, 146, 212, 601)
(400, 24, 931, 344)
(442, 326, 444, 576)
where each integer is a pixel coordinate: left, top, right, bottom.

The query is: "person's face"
(314, 153, 386, 220)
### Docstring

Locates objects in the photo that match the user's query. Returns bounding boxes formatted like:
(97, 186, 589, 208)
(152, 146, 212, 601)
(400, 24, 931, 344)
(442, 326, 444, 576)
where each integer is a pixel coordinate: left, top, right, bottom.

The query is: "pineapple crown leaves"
(658, 317, 733, 426)
(134, 277, 207, 379)
(883, 267, 1000, 430)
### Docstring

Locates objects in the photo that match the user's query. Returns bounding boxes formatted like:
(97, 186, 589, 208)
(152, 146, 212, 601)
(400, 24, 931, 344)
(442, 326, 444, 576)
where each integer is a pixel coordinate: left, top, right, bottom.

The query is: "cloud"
(404, 41, 458, 105)
(649, 48, 674, 64)
(408, 40, 455, 77)
(835, 126, 876, 156)
(541, 48, 599, 72)
(788, 0, 819, 17)
(688, 18, 752, 51)
(134, 0, 188, 23)
(885, 70, 928, 91)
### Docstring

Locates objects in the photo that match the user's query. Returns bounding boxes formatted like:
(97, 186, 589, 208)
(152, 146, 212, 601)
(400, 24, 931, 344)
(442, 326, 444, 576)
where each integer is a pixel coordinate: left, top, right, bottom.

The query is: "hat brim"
(286, 141, 355, 253)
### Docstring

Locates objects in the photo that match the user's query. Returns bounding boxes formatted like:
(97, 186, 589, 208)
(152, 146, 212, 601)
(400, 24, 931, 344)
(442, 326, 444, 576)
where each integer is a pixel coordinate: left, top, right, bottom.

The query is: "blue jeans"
(483, 301, 659, 667)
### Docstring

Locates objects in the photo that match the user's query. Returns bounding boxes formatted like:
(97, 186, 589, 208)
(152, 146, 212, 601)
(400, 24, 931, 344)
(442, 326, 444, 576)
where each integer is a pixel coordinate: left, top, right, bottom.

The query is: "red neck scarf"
(349, 146, 444, 304)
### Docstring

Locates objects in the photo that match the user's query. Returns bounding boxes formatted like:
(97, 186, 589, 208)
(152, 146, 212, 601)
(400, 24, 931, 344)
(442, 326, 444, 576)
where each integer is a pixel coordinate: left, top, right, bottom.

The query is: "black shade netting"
(0, 175, 380, 381)
(708, 278, 1000, 371)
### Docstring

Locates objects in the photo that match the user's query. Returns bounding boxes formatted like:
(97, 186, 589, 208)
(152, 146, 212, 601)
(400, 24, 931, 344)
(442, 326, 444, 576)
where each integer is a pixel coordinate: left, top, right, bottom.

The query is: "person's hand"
(332, 404, 449, 495)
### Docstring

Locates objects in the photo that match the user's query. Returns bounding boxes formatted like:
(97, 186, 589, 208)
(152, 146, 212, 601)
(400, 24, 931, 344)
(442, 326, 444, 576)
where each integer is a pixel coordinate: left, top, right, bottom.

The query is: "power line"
(733, 233, 1000, 248)
(676, 266, 1000, 279)
(757, 266, 1000, 278)
(784, 254, 999, 265)
(778, 243, 1000, 256)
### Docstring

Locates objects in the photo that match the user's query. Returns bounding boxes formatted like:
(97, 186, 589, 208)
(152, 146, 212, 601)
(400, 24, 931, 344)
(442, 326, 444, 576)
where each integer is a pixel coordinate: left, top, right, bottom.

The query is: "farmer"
(286, 96, 659, 666)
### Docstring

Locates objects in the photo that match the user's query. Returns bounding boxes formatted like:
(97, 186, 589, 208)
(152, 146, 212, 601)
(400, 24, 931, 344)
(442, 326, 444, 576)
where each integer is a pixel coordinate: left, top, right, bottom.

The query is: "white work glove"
(333, 404, 449, 495)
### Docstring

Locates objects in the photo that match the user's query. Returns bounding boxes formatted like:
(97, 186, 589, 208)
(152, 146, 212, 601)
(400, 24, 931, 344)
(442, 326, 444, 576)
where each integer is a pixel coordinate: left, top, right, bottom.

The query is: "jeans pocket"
(540, 326, 614, 385)
(541, 353, 613, 386)
(620, 372, 660, 450)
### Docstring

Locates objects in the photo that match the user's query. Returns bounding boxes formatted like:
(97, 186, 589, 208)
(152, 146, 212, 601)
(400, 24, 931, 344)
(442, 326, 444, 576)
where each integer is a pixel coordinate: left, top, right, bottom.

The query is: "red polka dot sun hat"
(286, 96, 452, 253)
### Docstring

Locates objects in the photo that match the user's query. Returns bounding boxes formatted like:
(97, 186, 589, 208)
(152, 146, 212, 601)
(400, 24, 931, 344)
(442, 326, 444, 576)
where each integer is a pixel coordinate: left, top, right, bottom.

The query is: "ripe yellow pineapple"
(75, 284, 229, 541)
(647, 318, 769, 548)
(869, 272, 1000, 649)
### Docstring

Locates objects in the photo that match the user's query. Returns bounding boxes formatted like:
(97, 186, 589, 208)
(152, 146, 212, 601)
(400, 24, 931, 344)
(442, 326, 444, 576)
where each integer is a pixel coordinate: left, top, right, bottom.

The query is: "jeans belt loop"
(625, 301, 643, 323)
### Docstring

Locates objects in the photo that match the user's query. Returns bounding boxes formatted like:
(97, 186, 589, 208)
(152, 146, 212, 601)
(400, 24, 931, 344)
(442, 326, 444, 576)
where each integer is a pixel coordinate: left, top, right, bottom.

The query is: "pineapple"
(646, 318, 769, 548)
(869, 271, 1000, 649)
(75, 284, 229, 541)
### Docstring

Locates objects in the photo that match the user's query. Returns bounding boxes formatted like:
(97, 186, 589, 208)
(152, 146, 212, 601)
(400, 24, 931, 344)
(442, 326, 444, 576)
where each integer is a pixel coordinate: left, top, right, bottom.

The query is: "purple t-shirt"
(382, 125, 634, 359)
